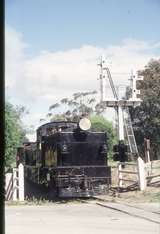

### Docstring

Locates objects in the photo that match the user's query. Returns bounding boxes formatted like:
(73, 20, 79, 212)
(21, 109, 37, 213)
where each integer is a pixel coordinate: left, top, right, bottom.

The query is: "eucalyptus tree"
(47, 90, 98, 121)
(129, 59, 160, 159)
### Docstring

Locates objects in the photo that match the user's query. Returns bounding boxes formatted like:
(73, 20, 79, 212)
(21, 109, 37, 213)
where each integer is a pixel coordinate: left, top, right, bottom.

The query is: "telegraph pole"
(98, 55, 106, 102)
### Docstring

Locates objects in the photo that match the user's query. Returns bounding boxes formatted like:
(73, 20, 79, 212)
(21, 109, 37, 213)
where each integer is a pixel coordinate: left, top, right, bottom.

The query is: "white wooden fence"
(145, 160, 160, 185)
(5, 163, 24, 201)
(5, 159, 159, 200)
(118, 157, 160, 191)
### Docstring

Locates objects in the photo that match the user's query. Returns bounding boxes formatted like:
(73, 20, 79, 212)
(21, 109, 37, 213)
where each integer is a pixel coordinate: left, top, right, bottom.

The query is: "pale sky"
(5, 0, 160, 140)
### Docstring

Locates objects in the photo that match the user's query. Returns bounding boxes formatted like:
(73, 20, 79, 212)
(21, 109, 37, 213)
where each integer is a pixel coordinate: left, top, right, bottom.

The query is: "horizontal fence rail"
(145, 160, 160, 185)
(118, 161, 139, 189)
(118, 158, 160, 191)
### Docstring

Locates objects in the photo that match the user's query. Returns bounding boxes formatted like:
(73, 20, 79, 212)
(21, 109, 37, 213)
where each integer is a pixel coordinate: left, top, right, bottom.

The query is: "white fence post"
(5, 173, 13, 200)
(146, 150, 150, 163)
(137, 157, 146, 191)
(118, 163, 123, 188)
(18, 163, 24, 201)
(12, 168, 18, 201)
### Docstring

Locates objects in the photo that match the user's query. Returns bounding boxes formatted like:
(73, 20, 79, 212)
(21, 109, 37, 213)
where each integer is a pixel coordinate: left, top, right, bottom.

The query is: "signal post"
(98, 57, 143, 188)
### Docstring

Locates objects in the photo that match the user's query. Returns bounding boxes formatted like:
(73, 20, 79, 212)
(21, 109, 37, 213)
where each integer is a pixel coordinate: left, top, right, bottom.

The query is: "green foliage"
(47, 90, 98, 122)
(46, 90, 110, 123)
(130, 59, 160, 159)
(90, 115, 117, 159)
(5, 101, 27, 168)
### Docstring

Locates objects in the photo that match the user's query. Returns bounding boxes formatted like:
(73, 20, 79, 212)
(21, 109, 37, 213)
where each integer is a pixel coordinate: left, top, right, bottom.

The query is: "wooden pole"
(137, 157, 146, 191)
(118, 163, 123, 188)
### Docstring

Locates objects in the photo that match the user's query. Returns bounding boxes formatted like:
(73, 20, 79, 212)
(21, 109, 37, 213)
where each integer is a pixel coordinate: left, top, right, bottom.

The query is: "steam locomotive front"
(43, 118, 111, 197)
(20, 118, 111, 198)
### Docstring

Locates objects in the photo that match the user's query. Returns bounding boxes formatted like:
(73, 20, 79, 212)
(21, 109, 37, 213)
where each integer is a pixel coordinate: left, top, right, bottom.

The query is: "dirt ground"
(99, 186, 160, 203)
(5, 184, 160, 207)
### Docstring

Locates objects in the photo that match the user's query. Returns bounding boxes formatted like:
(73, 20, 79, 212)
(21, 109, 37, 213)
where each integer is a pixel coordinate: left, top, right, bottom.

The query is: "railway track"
(84, 196, 160, 225)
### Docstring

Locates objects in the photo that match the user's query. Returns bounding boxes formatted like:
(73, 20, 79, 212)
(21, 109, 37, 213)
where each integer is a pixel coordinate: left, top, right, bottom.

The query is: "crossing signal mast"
(98, 56, 143, 161)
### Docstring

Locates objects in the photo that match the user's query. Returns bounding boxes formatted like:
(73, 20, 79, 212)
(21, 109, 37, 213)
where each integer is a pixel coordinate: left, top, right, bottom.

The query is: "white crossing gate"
(118, 158, 160, 191)
(118, 157, 147, 191)
(5, 163, 24, 201)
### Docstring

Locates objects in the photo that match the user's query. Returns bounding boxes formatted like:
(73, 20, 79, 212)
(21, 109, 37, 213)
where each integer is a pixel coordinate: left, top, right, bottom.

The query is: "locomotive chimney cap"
(79, 117, 91, 131)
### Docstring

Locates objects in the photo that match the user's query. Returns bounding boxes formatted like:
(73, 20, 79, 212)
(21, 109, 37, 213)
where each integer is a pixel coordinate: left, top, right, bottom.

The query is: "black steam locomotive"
(17, 118, 111, 197)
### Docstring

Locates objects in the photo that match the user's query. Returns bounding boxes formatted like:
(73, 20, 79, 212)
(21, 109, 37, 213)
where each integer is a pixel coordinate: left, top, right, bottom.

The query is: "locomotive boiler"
(17, 117, 111, 197)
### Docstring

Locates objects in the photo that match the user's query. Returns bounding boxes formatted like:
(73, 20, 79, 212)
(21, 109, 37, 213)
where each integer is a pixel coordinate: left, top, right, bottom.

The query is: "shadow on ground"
(24, 179, 96, 203)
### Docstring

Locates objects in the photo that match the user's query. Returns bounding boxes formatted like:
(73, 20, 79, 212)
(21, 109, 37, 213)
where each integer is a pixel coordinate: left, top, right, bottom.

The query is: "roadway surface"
(5, 202, 160, 234)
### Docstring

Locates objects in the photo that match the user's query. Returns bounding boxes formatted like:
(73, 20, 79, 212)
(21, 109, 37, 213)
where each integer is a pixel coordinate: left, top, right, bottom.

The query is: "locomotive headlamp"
(79, 118, 91, 131)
